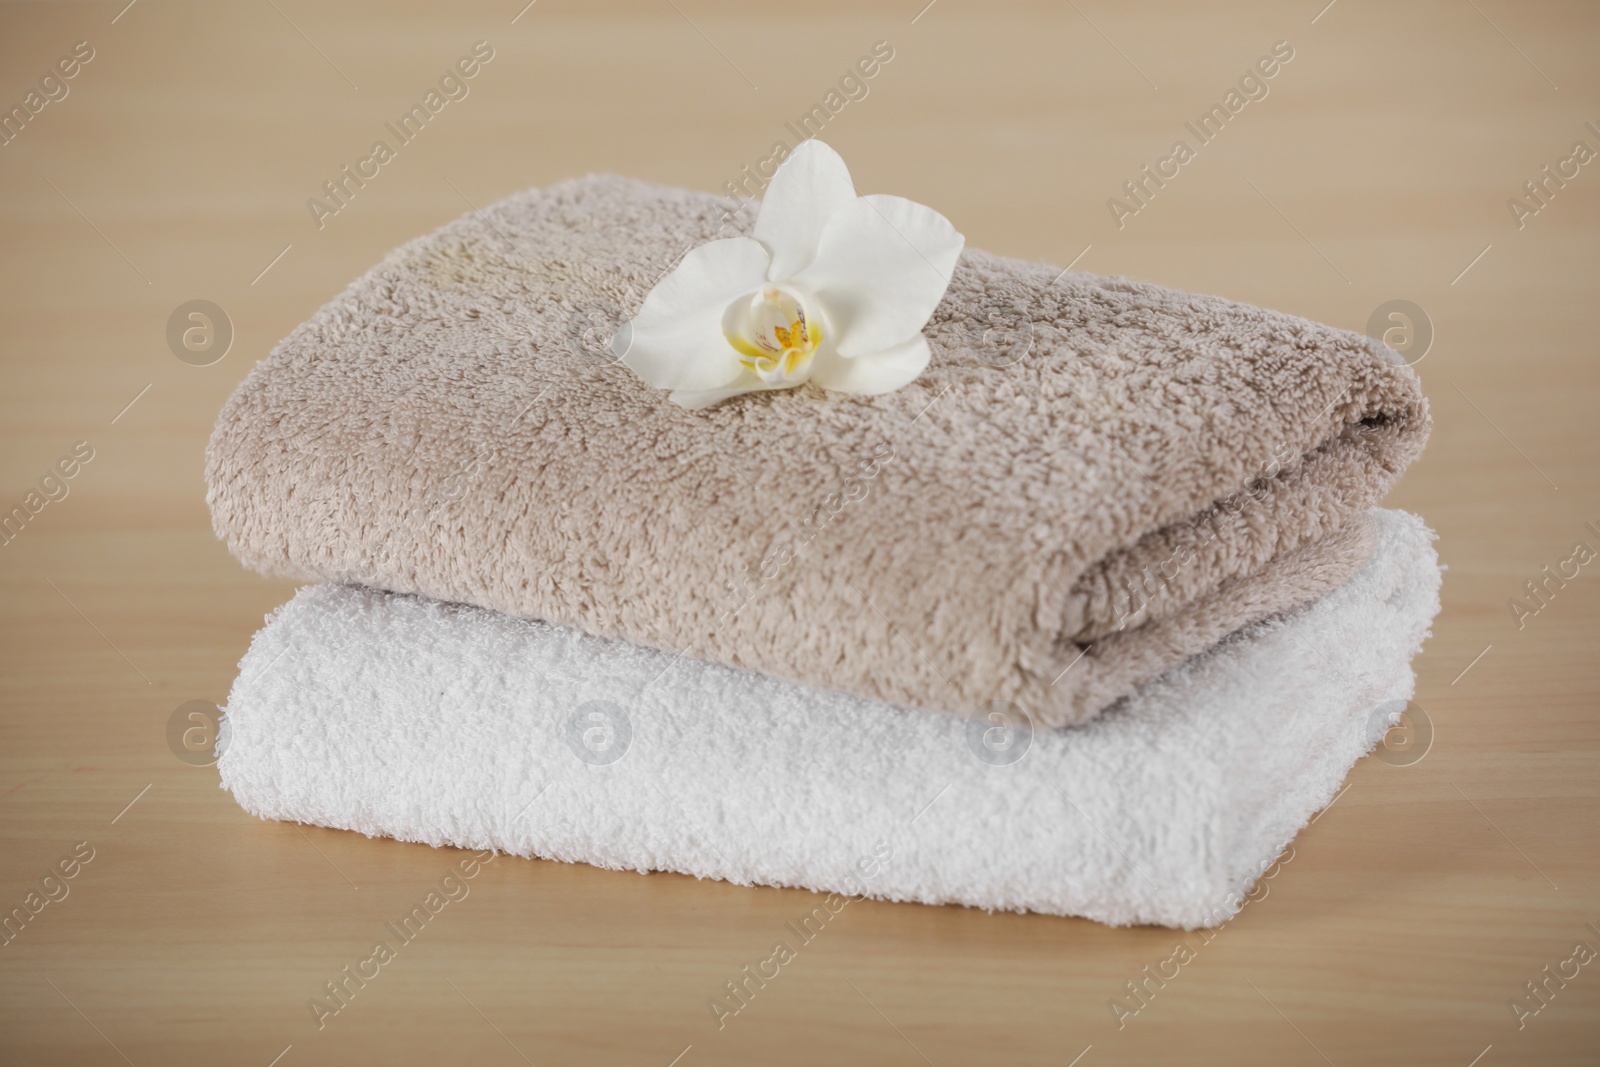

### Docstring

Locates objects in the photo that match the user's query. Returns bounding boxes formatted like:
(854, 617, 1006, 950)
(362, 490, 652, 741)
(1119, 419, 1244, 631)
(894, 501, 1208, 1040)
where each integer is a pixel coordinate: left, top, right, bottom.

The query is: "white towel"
(218, 509, 1439, 928)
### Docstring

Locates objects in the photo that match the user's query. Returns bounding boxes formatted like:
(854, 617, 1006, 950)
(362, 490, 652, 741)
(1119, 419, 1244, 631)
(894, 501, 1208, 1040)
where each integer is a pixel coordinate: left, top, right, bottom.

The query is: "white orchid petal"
(668, 384, 761, 409)
(618, 237, 770, 392)
(752, 140, 858, 281)
(669, 366, 794, 409)
(808, 334, 931, 396)
(793, 193, 964, 358)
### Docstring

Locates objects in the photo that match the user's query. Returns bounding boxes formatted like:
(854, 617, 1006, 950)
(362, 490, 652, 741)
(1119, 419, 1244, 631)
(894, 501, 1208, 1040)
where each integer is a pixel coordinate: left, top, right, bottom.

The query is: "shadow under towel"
(206, 175, 1429, 726)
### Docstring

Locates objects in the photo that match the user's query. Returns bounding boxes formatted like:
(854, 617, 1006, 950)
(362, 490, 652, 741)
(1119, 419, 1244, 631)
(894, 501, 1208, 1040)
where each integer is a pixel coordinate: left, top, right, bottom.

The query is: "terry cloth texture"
(218, 509, 1441, 928)
(206, 174, 1430, 727)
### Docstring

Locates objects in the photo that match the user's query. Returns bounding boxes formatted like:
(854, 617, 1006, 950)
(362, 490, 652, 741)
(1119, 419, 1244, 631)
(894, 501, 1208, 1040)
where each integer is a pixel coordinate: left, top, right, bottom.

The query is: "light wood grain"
(2, 1, 1597, 1064)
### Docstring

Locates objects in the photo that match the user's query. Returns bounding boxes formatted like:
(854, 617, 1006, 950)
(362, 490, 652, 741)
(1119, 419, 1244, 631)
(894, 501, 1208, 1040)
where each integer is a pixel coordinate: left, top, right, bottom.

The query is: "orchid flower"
(612, 140, 964, 408)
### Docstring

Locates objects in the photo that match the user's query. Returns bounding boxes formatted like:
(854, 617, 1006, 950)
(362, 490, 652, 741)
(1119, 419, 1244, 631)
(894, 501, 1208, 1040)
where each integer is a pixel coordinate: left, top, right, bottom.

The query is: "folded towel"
(206, 174, 1429, 726)
(217, 509, 1440, 928)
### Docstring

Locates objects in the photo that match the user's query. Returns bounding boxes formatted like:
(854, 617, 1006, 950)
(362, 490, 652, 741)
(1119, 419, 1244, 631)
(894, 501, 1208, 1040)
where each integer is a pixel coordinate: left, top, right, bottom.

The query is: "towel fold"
(218, 509, 1440, 928)
(206, 175, 1429, 725)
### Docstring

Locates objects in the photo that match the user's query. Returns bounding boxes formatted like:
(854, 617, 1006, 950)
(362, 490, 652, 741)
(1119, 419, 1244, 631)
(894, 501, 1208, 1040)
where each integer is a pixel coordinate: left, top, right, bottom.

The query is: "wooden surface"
(2, 1, 1597, 1064)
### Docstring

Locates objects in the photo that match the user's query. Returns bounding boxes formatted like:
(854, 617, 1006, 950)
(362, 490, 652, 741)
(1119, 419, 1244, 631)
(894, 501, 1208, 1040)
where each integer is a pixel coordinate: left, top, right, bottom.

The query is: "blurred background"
(1, 1, 1596, 1064)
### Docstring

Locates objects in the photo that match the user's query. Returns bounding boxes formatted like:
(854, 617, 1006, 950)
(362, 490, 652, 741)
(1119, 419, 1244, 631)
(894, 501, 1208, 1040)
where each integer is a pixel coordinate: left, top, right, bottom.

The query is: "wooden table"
(2, 2, 1596, 1063)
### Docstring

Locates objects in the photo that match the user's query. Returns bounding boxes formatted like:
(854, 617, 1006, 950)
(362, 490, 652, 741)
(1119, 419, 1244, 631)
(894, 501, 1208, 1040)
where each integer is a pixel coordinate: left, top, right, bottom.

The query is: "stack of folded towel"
(208, 171, 1436, 928)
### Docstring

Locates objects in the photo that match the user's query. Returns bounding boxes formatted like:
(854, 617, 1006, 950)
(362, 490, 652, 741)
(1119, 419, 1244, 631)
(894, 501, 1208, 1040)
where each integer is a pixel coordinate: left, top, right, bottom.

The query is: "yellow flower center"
(723, 287, 821, 384)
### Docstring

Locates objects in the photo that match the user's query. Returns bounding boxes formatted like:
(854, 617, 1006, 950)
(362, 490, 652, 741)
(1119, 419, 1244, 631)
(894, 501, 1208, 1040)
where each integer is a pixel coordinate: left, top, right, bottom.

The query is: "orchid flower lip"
(722, 284, 824, 385)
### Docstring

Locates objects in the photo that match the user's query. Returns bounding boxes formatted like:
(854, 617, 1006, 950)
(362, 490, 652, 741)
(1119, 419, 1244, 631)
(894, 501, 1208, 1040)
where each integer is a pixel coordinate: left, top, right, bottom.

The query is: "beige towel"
(206, 175, 1428, 726)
